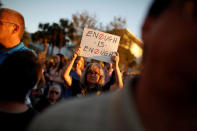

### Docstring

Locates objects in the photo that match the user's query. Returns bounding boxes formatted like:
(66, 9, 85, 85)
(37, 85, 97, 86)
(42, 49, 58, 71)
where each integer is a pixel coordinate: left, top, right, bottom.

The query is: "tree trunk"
(51, 43, 55, 56)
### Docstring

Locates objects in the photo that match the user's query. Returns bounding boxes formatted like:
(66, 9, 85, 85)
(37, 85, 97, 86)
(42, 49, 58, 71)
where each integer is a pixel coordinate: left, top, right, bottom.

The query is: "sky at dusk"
(2, 0, 152, 39)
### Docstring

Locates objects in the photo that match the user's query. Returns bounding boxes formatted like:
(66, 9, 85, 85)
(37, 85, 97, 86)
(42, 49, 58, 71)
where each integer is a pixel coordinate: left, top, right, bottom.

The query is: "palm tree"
(31, 23, 50, 57)
(0, 1, 3, 8)
(59, 19, 76, 53)
(50, 23, 60, 55)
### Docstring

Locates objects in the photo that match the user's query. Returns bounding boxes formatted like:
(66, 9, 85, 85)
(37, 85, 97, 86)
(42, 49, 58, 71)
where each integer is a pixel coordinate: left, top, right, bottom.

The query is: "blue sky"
(2, 0, 152, 39)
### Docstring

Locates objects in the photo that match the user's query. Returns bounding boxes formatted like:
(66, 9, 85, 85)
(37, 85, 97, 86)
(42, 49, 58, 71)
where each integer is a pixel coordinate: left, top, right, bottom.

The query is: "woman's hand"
(73, 46, 81, 58)
(111, 52, 123, 88)
(111, 52, 119, 67)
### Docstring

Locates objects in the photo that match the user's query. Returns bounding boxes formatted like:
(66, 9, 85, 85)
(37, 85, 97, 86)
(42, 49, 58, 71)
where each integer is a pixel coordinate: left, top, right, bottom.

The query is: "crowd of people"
(29, 47, 125, 108)
(1, 0, 197, 130)
(0, 7, 127, 131)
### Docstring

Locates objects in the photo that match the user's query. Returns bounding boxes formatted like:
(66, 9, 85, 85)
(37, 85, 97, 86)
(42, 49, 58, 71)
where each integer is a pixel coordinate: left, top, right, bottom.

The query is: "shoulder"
(9, 42, 36, 56)
(29, 92, 117, 131)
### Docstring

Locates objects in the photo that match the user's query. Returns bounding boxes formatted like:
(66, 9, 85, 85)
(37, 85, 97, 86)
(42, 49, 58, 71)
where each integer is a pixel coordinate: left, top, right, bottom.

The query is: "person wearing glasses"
(29, 0, 197, 130)
(63, 47, 123, 96)
(33, 83, 61, 112)
(0, 8, 31, 64)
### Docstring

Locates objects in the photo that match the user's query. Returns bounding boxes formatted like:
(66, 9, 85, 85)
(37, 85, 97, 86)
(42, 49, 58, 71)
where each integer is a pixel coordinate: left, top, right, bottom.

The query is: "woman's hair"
(81, 63, 105, 86)
(56, 53, 65, 71)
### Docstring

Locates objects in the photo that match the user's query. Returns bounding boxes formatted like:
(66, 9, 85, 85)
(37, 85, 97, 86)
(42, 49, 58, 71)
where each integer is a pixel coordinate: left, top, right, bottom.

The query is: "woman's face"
(54, 56, 60, 64)
(86, 65, 101, 85)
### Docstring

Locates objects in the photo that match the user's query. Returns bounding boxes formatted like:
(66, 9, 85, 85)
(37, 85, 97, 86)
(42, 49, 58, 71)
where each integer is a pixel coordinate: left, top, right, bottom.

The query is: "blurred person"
(0, 50, 42, 131)
(37, 39, 48, 63)
(103, 62, 114, 83)
(45, 54, 65, 85)
(0, 8, 32, 64)
(33, 84, 61, 112)
(69, 56, 84, 80)
(44, 54, 66, 98)
(29, 69, 46, 106)
(29, 88, 43, 107)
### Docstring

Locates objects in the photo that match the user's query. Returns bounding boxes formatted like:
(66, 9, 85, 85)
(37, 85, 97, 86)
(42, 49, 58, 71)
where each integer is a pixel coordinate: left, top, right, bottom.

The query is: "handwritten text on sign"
(80, 28, 120, 63)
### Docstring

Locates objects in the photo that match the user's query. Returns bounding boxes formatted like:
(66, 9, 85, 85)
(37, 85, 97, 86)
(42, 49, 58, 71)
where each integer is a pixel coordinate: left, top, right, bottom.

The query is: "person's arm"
(63, 47, 81, 86)
(111, 52, 123, 89)
(38, 39, 48, 60)
(37, 70, 46, 89)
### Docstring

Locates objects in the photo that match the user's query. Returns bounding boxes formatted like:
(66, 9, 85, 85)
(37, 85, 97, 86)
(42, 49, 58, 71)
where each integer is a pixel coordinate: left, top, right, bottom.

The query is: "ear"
(12, 24, 19, 33)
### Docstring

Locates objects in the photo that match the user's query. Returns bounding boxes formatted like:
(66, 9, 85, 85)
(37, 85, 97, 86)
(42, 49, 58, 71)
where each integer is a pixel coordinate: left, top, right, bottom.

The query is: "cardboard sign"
(80, 28, 120, 63)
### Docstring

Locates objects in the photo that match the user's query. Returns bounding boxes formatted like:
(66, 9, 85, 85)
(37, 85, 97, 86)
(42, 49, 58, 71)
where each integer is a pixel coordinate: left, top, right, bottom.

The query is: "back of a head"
(136, 0, 197, 130)
(148, 0, 197, 18)
(0, 8, 25, 39)
(0, 51, 42, 102)
(143, 0, 197, 66)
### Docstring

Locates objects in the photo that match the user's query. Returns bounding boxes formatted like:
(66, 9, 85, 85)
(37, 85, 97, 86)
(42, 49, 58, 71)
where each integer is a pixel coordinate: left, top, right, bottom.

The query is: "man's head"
(0, 8, 25, 48)
(0, 50, 42, 103)
(141, 0, 197, 94)
(48, 84, 61, 102)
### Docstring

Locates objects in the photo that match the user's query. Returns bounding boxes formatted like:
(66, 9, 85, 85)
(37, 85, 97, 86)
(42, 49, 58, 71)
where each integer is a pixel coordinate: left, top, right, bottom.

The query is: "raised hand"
(73, 46, 81, 58)
(111, 52, 119, 67)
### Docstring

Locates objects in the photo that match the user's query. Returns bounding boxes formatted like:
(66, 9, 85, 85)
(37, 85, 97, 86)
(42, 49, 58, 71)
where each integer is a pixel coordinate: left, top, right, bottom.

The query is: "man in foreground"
(0, 8, 30, 64)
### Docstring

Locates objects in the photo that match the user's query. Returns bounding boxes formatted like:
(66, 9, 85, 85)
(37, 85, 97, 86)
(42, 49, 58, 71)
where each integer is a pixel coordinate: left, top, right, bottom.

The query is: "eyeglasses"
(49, 90, 60, 95)
(87, 70, 100, 76)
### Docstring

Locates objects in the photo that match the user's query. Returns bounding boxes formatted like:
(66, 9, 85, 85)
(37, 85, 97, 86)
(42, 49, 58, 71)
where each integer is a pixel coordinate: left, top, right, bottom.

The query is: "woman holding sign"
(63, 47, 123, 96)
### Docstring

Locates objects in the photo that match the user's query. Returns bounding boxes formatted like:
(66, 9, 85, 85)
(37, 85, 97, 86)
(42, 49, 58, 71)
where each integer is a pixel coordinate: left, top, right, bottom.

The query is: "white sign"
(80, 28, 120, 63)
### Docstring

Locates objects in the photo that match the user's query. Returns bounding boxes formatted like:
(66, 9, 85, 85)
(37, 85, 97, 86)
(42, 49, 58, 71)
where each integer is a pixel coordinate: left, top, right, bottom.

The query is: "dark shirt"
(68, 76, 115, 96)
(69, 70, 80, 80)
(33, 97, 51, 112)
(68, 78, 82, 96)
(0, 108, 38, 131)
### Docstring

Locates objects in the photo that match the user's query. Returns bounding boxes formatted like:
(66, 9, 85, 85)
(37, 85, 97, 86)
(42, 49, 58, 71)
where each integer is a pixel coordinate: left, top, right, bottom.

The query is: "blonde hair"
(81, 63, 105, 86)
